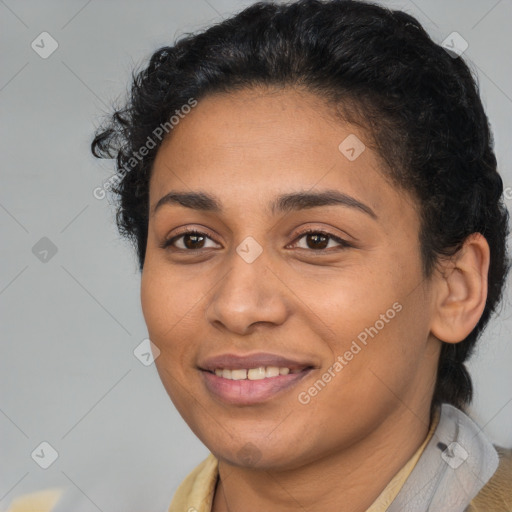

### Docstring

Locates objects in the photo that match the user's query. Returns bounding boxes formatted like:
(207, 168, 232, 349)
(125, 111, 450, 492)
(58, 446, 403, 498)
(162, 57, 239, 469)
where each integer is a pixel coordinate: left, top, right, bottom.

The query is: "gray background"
(1, 1, 511, 511)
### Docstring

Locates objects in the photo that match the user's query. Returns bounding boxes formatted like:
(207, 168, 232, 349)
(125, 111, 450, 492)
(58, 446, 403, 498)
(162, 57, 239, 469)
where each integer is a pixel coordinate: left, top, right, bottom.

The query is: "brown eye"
(161, 230, 219, 251)
(291, 229, 351, 252)
(181, 233, 206, 249)
(304, 232, 329, 250)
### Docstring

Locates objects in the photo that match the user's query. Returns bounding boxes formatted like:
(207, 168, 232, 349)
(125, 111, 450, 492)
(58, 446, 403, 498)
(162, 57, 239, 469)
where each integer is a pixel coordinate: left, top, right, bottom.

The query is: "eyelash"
(160, 227, 352, 253)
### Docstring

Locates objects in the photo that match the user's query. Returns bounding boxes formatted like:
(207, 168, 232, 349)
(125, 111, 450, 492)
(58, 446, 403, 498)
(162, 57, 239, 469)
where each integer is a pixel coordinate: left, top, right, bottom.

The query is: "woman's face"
(141, 86, 440, 470)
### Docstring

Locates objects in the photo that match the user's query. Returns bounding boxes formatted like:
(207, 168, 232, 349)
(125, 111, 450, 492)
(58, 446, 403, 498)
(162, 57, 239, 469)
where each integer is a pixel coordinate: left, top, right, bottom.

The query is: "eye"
(160, 229, 219, 251)
(160, 227, 352, 253)
(289, 228, 352, 252)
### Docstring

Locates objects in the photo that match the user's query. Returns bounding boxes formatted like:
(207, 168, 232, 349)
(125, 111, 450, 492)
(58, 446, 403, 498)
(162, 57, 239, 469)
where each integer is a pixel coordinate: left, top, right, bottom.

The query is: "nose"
(205, 246, 290, 336)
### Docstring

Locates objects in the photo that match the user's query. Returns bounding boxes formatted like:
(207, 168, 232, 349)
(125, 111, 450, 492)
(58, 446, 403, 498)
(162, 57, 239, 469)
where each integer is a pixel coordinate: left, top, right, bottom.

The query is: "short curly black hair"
(91, 0, 510, 413)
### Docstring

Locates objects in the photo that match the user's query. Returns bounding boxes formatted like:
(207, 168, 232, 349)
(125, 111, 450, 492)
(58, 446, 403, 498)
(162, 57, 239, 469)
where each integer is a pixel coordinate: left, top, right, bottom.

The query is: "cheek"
(140, 262, 203, 341)
(140, 268, 201, 411)
(292, 309, 425, 450)
(316, 266, 400, 347)
(326, 291, 431, 415)
(312, 260, 429, 402)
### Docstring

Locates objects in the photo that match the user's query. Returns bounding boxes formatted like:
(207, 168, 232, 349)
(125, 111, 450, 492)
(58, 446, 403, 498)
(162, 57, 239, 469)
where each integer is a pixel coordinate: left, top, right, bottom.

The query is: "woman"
(88, 0, 512, 510)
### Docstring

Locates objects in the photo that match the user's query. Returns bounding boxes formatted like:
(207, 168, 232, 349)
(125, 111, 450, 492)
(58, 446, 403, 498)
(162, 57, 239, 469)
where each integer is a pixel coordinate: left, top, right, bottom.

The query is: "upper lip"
(198, 352, 315, 372)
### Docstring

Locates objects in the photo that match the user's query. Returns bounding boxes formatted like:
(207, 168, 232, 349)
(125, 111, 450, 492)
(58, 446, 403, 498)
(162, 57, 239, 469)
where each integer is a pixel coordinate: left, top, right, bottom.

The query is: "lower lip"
(201, 369, 313, 405)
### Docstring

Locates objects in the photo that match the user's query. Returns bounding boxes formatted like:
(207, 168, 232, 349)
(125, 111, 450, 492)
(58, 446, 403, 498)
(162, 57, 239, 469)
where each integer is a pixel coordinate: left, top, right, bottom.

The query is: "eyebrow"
(152, 189, 377, 219)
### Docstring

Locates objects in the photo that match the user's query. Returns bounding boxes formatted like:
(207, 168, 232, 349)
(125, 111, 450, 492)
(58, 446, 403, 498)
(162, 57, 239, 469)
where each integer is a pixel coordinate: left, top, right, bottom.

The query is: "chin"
(207, 437, 311, 472)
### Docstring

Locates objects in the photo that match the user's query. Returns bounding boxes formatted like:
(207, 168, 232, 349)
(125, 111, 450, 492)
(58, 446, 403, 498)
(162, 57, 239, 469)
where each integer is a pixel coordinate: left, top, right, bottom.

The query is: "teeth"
(265, 366, 280, 378)
(231, 369, 247, 380)
(213, 366, 299, 380)
(248, 367, 266, 380)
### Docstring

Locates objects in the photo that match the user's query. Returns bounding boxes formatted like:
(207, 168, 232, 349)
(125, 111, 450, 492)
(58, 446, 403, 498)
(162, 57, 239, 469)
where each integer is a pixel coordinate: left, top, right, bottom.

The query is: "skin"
(140, 86, 489, 512)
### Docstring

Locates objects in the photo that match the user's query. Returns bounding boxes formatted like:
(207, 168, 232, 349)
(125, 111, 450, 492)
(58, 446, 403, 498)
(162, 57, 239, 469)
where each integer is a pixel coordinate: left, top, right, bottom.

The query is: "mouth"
(210, 365, 306, 379)
(198, 353, 316, 405)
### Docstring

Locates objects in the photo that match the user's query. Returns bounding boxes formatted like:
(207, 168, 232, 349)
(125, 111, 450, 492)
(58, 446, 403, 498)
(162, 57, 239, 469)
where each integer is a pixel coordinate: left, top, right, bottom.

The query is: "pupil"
(308, 233, 328, 249)
(185, 234, 204, 249)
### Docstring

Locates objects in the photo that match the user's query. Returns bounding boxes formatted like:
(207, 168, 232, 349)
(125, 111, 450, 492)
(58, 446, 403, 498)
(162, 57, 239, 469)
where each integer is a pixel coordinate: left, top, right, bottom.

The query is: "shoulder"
(467, 445, 512, 511)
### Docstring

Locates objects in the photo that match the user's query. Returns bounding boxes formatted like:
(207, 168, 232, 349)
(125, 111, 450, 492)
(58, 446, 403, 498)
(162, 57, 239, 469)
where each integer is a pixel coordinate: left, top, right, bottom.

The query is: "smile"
(212, 366, 302, 380)
(201, 366, 313, 405)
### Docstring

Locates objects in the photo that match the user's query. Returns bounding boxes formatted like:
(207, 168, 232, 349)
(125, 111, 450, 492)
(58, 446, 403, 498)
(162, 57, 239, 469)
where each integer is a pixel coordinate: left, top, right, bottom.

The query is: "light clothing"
(5, 405, 511, 511)
(366, 407, 440, 511)
(4, 488, 63, 512)
(168, 404, 510, 512)
(168, 409, 440, 512)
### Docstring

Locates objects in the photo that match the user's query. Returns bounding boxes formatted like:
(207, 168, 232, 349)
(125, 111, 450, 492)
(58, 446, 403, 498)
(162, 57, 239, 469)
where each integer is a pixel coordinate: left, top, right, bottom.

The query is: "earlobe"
(430, 233, 490, 343)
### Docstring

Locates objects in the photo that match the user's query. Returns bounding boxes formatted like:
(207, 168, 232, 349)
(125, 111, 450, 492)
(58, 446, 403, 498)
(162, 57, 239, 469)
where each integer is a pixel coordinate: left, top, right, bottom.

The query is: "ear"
(430, 233, 490, 344)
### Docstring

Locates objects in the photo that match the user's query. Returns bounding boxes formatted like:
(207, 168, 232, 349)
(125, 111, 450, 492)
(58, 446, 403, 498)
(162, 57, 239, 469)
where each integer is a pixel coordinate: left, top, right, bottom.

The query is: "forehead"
(158, 86, 347, 156)
(149, 86, 417, 225)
